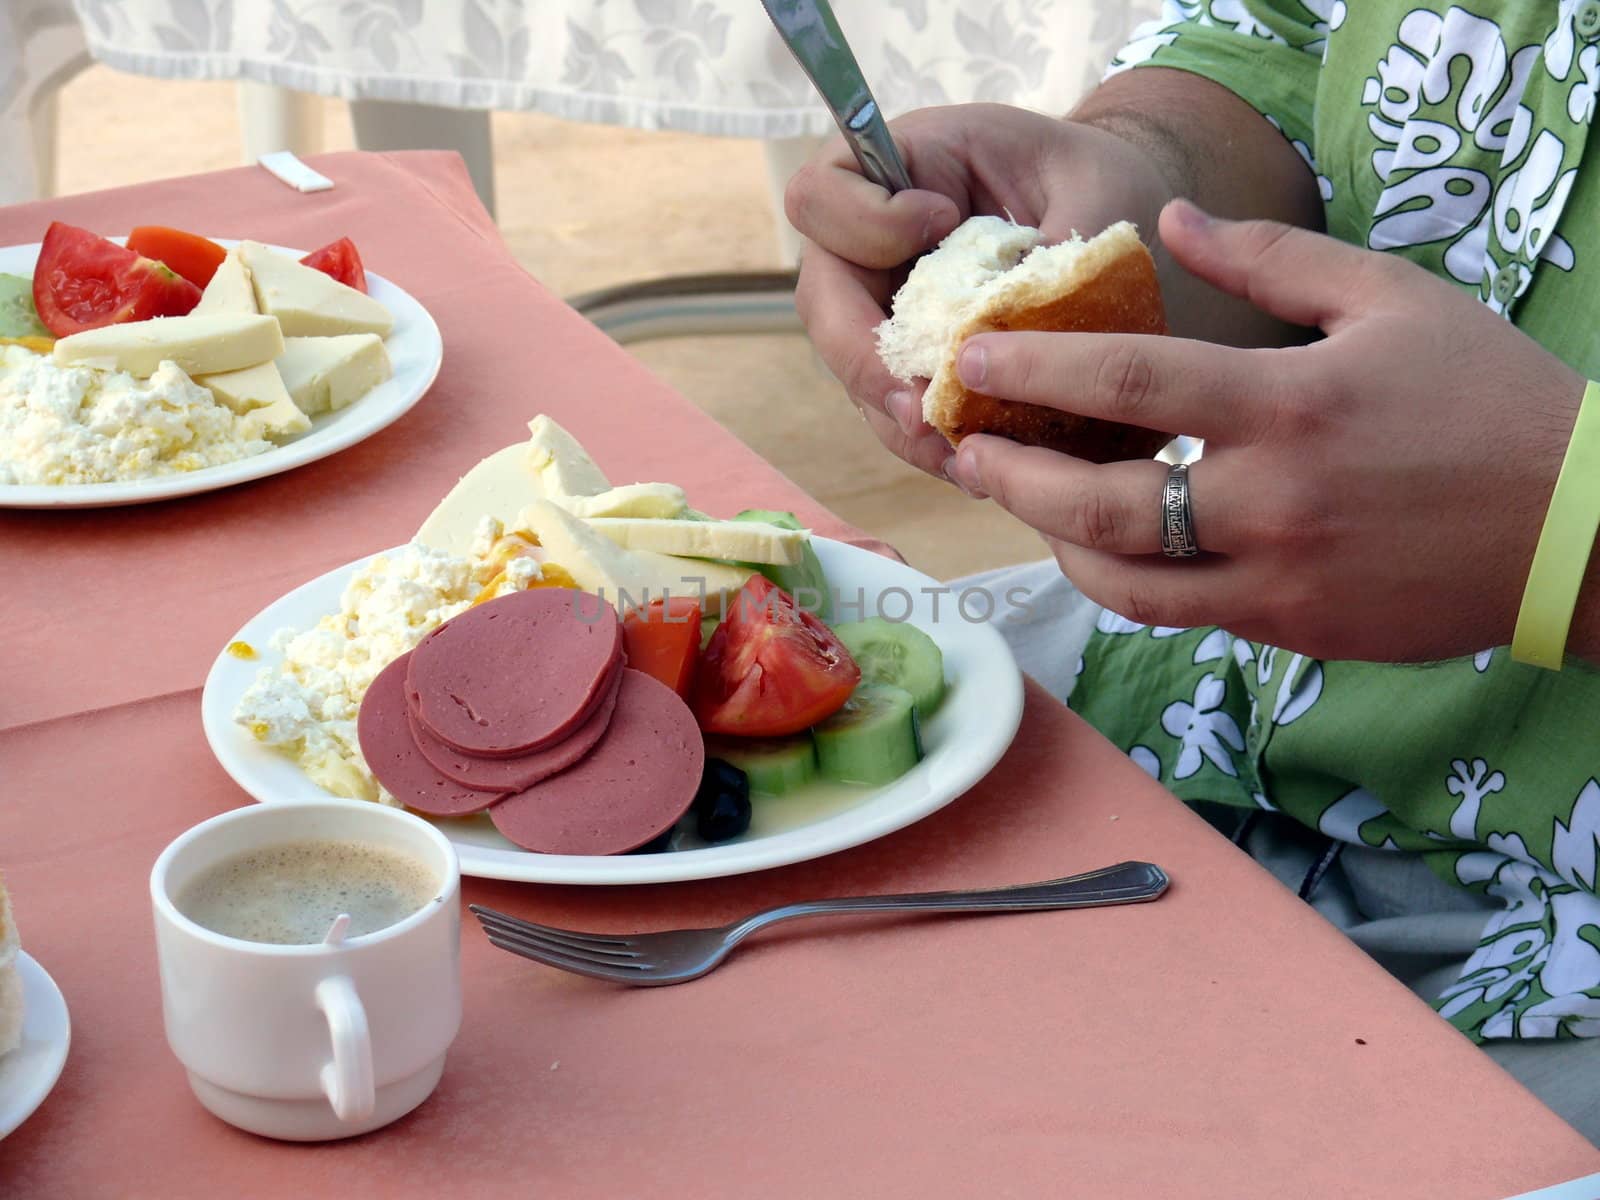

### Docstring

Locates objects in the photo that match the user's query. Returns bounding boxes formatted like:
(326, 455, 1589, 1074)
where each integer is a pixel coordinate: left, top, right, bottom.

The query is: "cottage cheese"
(234, 537, 544, 803)
(0, 345, 273, 485)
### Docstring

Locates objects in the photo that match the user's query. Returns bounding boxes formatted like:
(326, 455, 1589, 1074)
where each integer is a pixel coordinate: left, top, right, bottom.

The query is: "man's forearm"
(1071, 67, 1325, 347)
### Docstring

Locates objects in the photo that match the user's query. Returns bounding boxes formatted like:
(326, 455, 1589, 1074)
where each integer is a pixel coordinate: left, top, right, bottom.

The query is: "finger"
(794, 245, 908, 417)
(1158, 199, 1419, 334)
(786, 151, 961, 270)
(860, 402, 956, 479)
(954, 437, 1243, 554)
(955, 330, 1282, 444)
(1051, 541, 1248, 632)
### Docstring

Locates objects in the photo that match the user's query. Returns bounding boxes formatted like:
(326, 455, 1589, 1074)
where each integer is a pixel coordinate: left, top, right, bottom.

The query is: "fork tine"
(469, 905, 635, 949)
(478, 918, 650, 963)
(484, 932, 652, 982)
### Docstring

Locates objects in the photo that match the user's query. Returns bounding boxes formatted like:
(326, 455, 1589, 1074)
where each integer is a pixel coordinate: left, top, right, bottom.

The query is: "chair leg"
(27, 90, 60, 200)
(237, 81, 324, 161)
(762, 134, 827, 266)
(348, 100, 496, 219)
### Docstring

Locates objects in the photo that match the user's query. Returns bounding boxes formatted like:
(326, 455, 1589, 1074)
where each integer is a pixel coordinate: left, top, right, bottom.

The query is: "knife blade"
(760, 0, 914, 194)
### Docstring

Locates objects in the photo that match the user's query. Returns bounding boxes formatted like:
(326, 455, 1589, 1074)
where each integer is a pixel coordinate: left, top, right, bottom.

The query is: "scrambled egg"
(234, 522, 551, 803)
(0, 345, 272, 485)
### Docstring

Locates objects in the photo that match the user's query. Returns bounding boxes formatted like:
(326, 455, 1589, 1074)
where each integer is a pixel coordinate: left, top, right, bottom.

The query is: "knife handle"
(842, 100, 914, 195)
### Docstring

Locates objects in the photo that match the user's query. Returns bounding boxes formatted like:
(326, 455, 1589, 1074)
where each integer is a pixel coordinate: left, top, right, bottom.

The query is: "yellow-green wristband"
(1512, 378, 1600, 669)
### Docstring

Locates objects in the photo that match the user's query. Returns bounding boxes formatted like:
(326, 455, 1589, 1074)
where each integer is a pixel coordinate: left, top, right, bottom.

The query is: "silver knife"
(760, 0, 914, 194)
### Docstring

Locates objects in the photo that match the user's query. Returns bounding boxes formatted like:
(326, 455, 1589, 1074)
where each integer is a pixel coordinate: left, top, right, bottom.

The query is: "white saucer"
(0, 952, 71, 1140)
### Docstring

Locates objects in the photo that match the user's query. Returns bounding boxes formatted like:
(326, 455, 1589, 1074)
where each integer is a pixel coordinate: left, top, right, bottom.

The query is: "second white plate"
(0, 238, 442, 509)
(201, 538, 1024, 884)
(0, 952, 72, 1141)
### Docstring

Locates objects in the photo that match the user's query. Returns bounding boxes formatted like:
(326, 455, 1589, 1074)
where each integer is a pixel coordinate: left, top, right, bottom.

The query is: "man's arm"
(1071, 66, 1326, 348)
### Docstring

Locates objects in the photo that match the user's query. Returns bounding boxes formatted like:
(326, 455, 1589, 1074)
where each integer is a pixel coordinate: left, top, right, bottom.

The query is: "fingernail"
(957, 342, 987, 389)
(944, 450, 985, 498)
(886, 390, 919, 433)
(923, 206, 958, 248)
(1168, 198, 1213, 232)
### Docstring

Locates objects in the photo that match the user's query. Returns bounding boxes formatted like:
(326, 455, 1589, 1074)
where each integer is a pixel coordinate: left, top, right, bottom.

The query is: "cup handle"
(315, 976, 375, 1123)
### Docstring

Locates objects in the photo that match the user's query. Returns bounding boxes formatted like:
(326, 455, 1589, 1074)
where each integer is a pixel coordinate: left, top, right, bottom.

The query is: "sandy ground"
(51, 67, 1049, 579)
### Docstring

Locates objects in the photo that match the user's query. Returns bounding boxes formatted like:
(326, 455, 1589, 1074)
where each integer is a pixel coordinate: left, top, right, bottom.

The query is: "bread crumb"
(551, 1060, 560, 1070)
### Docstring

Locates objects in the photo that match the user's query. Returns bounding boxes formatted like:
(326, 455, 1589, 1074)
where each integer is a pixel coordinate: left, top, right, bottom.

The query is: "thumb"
(1158, 198, 1405, 334)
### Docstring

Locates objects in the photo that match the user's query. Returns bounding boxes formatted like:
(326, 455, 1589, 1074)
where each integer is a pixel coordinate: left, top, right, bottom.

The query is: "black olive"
(626, 827, 676, 855)
(694, 757, 752, 843)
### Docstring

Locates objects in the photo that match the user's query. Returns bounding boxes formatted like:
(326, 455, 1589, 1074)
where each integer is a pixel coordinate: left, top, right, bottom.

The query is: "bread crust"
(923, 240, 1172, 464)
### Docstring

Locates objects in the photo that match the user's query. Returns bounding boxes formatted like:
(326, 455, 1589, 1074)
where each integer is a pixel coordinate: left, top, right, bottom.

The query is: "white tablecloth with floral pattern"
(4, 0, 1161, 206)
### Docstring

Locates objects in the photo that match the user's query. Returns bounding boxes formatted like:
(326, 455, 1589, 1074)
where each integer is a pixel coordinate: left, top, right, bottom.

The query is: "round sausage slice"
(407, 589, 623, 758)
(408, 658, 623, 791)
(490, 669, 705, 855)
(358, 652, 508, 815)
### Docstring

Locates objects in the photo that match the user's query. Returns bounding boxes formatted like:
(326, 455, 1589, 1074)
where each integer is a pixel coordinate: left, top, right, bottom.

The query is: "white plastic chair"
(0, 0, 91, 206)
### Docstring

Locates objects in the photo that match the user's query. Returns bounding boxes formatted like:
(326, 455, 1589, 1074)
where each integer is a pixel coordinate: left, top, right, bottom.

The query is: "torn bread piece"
(877, 217, 1171, 464)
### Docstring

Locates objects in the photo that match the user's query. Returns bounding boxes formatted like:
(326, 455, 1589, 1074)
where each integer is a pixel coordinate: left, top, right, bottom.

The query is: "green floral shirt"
(1072, 0, 1600, 1041)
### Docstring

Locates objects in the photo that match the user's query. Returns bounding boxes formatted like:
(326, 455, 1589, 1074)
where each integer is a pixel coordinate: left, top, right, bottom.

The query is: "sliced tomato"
(623, 597, 703, 698)
(125, 225, 226, 288)
(692, 576, 860, 737)
(32, 222, 201, 337)
(300, 237, 368, 293)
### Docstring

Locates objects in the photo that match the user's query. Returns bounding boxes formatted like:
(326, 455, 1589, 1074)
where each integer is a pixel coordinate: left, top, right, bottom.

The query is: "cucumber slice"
(732, 509, 831, 621)
(0, 274, 47, 339)
(812, 684, 921, 786)
(704, 734, 818, 797)
(831, 618, 945, 719)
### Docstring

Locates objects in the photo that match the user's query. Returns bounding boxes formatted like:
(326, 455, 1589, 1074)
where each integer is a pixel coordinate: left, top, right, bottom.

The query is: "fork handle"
(729, 861, 1169, 943)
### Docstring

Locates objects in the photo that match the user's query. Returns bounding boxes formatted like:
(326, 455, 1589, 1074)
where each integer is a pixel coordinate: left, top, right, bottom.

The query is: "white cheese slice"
(549, 483, 688, 520)
(238, 240, 393, 337)
(586, 517, 806, 565)
(415, 443, 547, 556)
(53, 313, 284, 378)
(514, 500, 753, 617)
(527, 414, 611, 497)
(193, 249, 258, 316)
(275, 334, 391, 416)
(198, 361, 310, 439)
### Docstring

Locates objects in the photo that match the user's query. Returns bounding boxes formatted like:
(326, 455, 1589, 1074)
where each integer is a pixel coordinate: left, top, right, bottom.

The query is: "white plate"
(202, 538, 1024, 884)
(0, 238, 442, 508)
(0, 952, 71, 1140)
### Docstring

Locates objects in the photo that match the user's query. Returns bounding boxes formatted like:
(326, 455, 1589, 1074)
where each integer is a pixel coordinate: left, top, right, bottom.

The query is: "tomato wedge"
(623, 597, 703, 698)
(125, 226, 226, 288)
(32, 222, 200, 337)
(692, 576, 860, 737)
(300, 237, 368, 293)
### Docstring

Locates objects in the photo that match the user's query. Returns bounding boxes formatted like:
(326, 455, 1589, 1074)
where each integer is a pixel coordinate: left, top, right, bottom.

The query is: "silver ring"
(1161, 463, 1199, 558)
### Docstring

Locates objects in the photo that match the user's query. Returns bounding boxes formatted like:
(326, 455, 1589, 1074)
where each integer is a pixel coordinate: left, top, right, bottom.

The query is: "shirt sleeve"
(1105, 0, 1332, 160)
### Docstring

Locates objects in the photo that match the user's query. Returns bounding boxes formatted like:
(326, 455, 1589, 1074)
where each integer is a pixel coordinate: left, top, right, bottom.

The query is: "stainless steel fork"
(470, 861, 1169, 986)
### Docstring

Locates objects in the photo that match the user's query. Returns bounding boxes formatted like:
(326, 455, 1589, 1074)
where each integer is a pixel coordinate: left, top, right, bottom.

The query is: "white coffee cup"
(150, 801, 461, 1141)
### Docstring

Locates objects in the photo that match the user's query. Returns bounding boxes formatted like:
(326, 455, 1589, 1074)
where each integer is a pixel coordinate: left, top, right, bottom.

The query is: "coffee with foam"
(175, 840, 439, 945)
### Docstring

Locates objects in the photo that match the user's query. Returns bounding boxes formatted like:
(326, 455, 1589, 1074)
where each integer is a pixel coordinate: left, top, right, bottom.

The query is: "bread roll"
(0, 874, 21, 1056)
(876, 217, 1171, 464)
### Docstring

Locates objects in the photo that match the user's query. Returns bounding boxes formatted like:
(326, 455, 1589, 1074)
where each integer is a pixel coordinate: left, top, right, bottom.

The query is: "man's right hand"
(785, 103, 1174, 480)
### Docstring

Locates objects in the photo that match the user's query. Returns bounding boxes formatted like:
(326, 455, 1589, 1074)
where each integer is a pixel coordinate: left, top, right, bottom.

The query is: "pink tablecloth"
(1, 152, 1595, 1198)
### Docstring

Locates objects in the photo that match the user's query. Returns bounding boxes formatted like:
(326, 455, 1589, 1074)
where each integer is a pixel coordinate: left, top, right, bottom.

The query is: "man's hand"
(786, 75, 1322, 487)
(945, 199, 1586, 663)
(787, 104, 1171, 479)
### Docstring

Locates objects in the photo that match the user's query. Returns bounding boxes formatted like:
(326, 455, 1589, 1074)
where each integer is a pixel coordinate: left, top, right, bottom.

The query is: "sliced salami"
(490, 669, 705, 855)
(407, 589, 623, 758)
(357, 652, 508, 816)
(408, 658, 623, 791)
